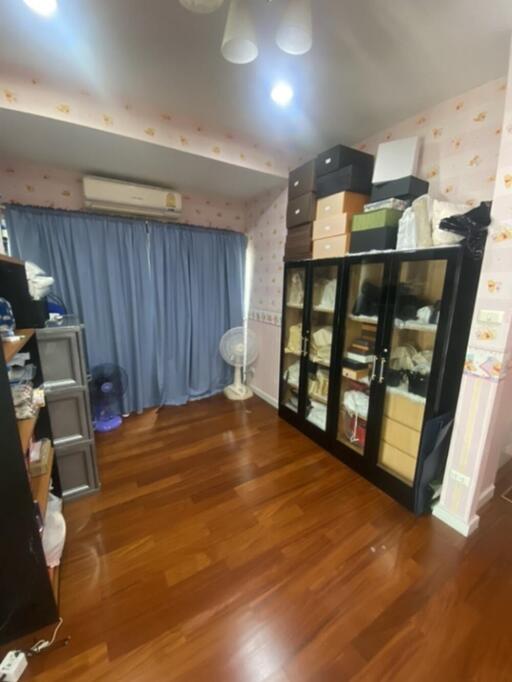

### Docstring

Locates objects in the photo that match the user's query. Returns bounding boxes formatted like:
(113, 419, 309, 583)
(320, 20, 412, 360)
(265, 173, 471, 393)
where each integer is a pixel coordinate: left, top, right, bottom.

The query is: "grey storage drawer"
(56, 439, 99, 499)
(47, 387, 91, 446)
(37, 327, 87, 390)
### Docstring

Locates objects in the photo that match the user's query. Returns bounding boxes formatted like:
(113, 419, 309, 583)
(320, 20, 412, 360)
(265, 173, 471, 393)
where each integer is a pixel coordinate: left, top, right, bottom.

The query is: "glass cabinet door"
(336, 260, 386, 456)
(305, 263, 338, 431)
(280, 266, 307, 414)
(377, 257, 448, 485)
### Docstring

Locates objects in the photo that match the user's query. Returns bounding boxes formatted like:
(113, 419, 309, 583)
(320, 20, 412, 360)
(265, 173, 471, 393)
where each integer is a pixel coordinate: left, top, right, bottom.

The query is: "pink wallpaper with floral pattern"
(0, 74, 290, 179)
(0, 159, 246, 232)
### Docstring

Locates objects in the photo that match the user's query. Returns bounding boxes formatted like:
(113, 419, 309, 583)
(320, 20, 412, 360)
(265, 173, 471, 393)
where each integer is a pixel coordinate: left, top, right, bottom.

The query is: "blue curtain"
(6, 205, 246, 412)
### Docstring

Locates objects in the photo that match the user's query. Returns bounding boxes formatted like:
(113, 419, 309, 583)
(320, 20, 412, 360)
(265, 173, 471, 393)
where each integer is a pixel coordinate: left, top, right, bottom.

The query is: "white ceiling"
(0, 109, 286, 200)
(1, 0, 512, 157)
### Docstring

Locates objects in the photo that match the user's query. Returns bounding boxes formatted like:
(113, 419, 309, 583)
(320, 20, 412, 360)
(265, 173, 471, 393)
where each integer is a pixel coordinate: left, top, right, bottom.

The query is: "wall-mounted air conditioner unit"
(83, 176, 182, 219)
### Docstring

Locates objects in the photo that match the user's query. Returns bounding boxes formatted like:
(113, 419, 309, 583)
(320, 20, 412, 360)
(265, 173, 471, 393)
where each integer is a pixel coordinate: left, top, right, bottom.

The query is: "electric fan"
(90, 363, 128, 432)
(219, 326, 258, 400)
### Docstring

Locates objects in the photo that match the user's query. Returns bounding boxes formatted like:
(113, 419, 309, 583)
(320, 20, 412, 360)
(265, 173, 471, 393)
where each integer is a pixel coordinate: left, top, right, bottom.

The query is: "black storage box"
(287, 192, 316, 228)
(349, 226, 398, 254)
(316, 144, 374, 178)
(289, 159, 316, 200)
(316, 165, 373, 198)
(284, 223, 312, 261)
(370, 176, 429, 202)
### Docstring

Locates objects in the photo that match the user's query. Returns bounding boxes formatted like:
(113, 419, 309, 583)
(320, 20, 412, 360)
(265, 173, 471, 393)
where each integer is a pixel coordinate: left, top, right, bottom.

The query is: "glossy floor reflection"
(20, 395, 512, 681)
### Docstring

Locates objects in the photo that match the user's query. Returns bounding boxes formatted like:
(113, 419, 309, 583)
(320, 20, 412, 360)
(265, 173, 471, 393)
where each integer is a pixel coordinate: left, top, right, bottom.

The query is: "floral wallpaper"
(0, 74, 290, 179)
(0, 159, 246, 232)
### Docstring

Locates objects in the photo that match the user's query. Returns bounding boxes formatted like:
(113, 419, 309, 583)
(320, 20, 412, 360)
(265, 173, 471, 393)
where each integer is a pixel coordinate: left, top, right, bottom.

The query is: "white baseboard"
(251, 385, 278, 409)
(478, 484, 495, 508)
(432, 504, 480, 537)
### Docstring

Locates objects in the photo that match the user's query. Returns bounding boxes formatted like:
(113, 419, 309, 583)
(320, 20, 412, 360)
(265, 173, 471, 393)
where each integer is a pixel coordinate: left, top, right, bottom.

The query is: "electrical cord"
(28, 618, 64, 656)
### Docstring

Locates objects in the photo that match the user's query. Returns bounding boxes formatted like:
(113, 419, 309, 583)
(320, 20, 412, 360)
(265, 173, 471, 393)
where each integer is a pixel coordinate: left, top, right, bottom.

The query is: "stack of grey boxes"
(36, 325, 100, 499)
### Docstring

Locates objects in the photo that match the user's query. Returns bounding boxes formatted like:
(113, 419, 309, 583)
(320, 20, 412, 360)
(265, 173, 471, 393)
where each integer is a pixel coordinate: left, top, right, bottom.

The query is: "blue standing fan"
(90, 363, 128, 432)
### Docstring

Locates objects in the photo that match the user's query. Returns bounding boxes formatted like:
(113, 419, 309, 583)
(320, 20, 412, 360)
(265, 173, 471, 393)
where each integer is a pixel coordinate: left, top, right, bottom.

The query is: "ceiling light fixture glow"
(271, 82, 293, 107)
(23, 0, 58, 16)
(221, 0, 258, 65)
(276, 0, 312, 56)
(179, 0, 224, 13)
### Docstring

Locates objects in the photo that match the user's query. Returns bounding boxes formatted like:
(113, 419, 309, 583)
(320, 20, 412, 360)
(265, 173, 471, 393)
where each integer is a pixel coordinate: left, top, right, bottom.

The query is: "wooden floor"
(22, 395, 512, 681)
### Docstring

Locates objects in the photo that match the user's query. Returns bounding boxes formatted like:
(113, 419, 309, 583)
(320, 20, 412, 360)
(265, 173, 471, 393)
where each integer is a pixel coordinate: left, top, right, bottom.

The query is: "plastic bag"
(42, 500, 66, 568)
(396, 195, 433, 250)
(432, 200, 467, 246)
(396, 207, 416, 250)
(439, 201, 491, 258)
(25, 261, 54, 301)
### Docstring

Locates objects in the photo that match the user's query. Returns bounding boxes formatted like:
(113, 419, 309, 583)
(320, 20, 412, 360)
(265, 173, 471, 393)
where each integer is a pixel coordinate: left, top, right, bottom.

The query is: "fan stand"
(224, 365, 253, 401)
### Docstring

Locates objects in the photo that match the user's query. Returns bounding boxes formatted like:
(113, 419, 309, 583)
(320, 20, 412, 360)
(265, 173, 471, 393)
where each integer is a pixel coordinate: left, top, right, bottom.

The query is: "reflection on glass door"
(377, 258, 447, 485)
(305, 264, 337, 431)
(336, 261, 385, 455)
(281, 267, 306, 413)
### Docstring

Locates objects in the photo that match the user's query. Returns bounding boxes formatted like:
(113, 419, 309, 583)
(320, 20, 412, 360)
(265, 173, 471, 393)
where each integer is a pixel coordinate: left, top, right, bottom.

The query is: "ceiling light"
(271, 82, 293, 107)
(276, 0, 312, 56)
(23, 0, 57, 16)
(179, 0, 224, 13)
(221, 0, 258, 65)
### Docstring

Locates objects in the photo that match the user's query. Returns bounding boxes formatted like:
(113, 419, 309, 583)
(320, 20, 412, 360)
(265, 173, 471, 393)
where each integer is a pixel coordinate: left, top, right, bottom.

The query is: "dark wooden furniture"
(0, 255, 62, 645)
(278, 244, 482, 512)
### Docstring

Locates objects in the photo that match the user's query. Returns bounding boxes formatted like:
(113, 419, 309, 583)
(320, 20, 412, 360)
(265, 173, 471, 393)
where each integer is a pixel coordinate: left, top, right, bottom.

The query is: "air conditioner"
(83, 176, 182, 219)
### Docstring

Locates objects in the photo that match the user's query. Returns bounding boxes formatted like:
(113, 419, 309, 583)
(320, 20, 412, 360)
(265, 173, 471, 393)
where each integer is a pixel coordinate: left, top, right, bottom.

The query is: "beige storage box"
(379, 441, 416, 484)
(316, 191, 368, 220)
(382, 417, 421, 458)
(313, 234, 350, 259)
(383, 392, 424, 431)
(313, 214, 351, 240)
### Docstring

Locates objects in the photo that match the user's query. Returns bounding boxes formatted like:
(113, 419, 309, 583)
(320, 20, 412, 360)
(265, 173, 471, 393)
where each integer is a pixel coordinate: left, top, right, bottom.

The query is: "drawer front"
(37, 329, 86, 390)
(382, 417, 421, 458)
(47, 388, 92, 446)
(379, 441, 416, 484)
(313, 234, 349, 259)
(287, 193, 316, 228)
(288, 160, 315, 200)
(316, 144, 374, 178)
(56, 439, 100, 499)
(313, 215, 349, 240)
(384, 392, 424, 431)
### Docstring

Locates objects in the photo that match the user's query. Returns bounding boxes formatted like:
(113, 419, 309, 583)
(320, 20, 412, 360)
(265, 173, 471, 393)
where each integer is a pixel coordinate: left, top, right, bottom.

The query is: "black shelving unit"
(0, 254, 62, 645)
(278, 244, 483, 513)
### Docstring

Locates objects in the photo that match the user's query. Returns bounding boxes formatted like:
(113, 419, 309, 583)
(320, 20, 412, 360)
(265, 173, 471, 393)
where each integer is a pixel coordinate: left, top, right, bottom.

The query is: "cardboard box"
(289, 159, 316, 200)
(349, 226, 398, 253)
(316, 165, 373, 198)
(284, 223, 312, 261)
(352, 208, 403, 231)
(316, 144, 374, 178)
(287, 192, 316, 228)
(313, 214, 350, 240)
(312, 234, 350, 259)
(382, 417, 421, 458)
(370, 176, 429, 202)
(316, 191, 368, 219)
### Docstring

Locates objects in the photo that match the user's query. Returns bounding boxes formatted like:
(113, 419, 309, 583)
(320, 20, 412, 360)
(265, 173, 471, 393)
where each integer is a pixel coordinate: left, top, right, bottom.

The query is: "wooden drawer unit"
(316, 191, 368, 220)
(384, 392, 424, 431)
(288, 159, 315, 200)
(313, 235, 350, 259)
(287, 192, 316, 228)
(313, 214, 350, 240)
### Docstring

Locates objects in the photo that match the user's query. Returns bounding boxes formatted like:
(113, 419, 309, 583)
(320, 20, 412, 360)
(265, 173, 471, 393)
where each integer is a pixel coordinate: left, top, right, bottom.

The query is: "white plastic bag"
(432, 200, 466, 246)
(42, 500, 66, 568)
(396, 207, 417, 250)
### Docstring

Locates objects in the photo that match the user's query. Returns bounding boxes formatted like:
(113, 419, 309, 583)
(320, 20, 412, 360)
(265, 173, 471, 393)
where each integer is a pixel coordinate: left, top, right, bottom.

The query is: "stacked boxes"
(285, 159, 316, 261)
(312, 191, 368, 259)
(315, 145, 374, 198)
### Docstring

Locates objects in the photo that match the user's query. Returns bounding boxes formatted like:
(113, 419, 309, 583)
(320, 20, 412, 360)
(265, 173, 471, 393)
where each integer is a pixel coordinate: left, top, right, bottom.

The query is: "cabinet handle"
(293, 180, 299, 187)
(378, 357, 386, 384)
(302, 336, 309, 357)
(370, 356, 378, 382)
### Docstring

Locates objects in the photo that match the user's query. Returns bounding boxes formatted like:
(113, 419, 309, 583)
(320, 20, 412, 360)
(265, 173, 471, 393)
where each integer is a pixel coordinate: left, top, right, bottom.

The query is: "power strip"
(0, 650, 28, 682)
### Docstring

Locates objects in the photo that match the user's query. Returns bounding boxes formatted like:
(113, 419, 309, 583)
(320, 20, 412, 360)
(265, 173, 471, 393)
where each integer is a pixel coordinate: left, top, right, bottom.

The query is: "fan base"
(94, 415, 123, 432)
(224, 384, 253, 401)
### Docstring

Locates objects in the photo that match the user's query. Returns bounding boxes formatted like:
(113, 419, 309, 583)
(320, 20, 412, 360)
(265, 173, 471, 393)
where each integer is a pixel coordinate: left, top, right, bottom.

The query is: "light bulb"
(23, 0, 58, 16)
(271, 82, 294, 107)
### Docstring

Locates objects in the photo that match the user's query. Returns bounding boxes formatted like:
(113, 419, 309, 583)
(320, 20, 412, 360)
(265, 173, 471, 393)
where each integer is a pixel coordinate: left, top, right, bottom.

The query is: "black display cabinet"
(278, 245, 482, 512)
